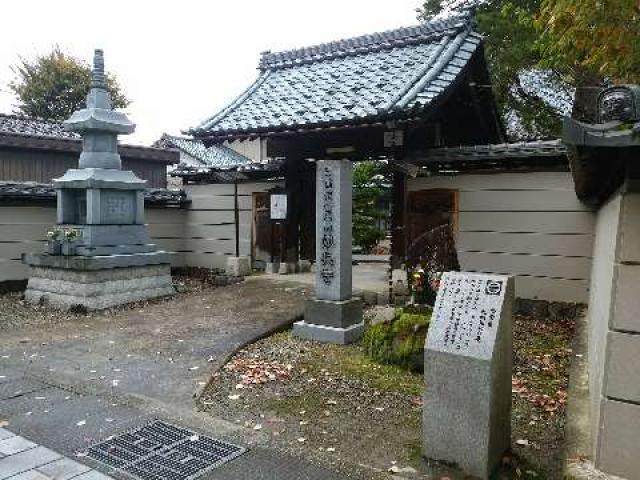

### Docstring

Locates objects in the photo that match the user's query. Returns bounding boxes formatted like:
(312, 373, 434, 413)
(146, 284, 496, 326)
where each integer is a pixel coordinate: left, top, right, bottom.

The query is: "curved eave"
(192, 29, 484, 142)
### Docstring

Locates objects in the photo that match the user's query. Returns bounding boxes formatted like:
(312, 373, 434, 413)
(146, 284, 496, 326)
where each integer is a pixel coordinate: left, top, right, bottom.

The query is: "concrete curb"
(193, 312, 304, 402)
(564, 308, 594, 479)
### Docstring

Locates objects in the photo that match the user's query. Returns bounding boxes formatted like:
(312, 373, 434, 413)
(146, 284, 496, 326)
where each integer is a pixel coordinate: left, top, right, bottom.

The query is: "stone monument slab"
(423, 271, 514, 479)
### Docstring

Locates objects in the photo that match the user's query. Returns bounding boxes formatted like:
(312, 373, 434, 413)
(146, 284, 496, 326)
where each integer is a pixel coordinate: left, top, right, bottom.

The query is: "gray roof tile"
(418, 140, 568, 162)
(0, 181, 187, 205)
(0, 114, 79, 139)
(155, 134, 251, 169)
(192, 13, 481, 138)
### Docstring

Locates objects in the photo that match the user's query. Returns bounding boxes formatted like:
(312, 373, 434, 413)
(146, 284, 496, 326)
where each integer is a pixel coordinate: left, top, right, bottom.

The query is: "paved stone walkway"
(0, 427, 112, 480)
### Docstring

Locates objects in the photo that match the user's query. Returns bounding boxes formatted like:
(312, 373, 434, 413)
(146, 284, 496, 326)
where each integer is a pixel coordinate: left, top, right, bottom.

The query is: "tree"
(419, 0, 636, 137)
(536, 0, 640, 84)
(417, 1, 576, 139)
(9, 47, 129, 121)
(352, 161, 387, 252)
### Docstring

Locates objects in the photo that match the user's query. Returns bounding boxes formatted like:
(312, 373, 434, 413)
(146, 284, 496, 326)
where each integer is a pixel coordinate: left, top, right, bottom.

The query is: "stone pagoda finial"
(91, 49, 106, 89)
(63, 49, 135, 169)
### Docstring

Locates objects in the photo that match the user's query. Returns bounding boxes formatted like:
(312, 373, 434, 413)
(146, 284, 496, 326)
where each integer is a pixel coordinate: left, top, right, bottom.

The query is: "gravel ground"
(0, 271, 233, 330)
(199, 309, 579, 480)
(199, 331, 424, 479)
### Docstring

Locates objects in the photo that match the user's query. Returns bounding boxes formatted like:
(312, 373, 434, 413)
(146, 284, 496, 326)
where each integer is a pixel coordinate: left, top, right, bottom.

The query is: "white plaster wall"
(408, 171, 596, 302)
(0, 205, 187, 281)
(224, 138, 267, 162)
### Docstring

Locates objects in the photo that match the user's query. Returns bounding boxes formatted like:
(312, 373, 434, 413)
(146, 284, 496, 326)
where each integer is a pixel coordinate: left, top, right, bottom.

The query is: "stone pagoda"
(23, 49, 174, 310)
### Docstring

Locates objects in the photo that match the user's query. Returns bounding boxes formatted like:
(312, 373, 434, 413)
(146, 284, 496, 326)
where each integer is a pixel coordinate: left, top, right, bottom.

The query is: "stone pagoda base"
(23, 252, 174, 310)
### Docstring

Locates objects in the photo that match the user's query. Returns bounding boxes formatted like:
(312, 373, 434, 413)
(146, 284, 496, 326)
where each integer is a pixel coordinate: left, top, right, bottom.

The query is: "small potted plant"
(61, 228, 82, 256)
(46, 228, 63, 255)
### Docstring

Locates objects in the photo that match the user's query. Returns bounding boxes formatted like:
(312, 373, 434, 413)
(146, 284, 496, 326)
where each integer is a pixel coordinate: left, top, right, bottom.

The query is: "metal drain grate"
(83, 421, 246, 480)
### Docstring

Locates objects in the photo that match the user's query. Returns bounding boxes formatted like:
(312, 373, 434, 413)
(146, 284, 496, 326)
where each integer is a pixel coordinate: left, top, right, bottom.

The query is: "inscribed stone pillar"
(292, 159, 363, 344)
(315, 159, 352, 301)
(423, 272, 514, 479)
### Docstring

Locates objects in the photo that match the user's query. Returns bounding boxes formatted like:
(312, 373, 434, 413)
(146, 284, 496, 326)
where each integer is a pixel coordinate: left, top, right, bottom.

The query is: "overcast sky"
(0, 0, 420, 145)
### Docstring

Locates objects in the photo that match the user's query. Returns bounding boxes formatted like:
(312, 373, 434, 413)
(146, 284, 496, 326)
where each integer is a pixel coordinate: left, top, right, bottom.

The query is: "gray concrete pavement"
(0, 279, 350, 480)
(262, 262, 394, 302)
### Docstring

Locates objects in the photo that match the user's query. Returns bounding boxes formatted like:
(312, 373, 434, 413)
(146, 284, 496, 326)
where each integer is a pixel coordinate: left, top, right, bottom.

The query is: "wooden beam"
(390, 169, 407, 268)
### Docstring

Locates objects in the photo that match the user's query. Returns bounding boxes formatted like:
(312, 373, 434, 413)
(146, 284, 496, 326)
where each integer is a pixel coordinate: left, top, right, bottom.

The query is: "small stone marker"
(423, 271, 514, 479)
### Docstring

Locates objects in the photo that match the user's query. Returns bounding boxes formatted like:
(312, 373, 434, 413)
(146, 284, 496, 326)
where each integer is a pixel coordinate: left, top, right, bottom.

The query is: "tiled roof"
(399, 140, 568, 174)
(156, 134, 251, 169)
(0, 182, 188, 205)
(0, 113, 177, 163)
(171, 157, 284, 179)
(419, 140, 568, 162)
(0, 114, 79, 139)
(191, 14, 481, 138)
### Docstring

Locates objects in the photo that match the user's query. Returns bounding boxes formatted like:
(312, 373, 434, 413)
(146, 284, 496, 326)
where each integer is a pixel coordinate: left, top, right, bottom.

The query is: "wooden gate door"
(406, 189, 458, 250)
(252, 192, 284, 268)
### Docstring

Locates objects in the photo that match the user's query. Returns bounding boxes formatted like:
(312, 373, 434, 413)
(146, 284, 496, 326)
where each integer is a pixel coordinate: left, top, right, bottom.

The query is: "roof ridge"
(259, 13, 472, 70)
(191, 71, 272, 134)
(0, 112, 66, 125)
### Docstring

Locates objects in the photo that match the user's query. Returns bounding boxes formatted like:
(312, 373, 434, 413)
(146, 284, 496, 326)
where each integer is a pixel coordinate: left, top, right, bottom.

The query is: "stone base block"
(265, 262, 279, 274)
(279, 262, 297, 275)
(226, 256, 251, 277)
(597, 398, 640, 478)
(298, 260, 312, 273)
(292, 320, 364, 345)
(304, 297, 363, 328)
(24, 262, 174, 311)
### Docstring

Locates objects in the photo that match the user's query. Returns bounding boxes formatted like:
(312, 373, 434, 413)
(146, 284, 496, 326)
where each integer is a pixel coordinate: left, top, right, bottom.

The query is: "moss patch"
(362, 309, 431, 372)
(297, 340, 423, 397)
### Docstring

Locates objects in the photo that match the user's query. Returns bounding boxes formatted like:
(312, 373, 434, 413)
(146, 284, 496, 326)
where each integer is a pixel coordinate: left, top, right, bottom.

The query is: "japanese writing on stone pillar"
(320, 166, 336, 286)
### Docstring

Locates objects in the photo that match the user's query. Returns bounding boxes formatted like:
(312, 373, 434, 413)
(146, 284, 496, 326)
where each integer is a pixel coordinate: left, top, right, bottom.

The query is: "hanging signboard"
(384, 129, 404, 148)
(270, 194, 287, 220)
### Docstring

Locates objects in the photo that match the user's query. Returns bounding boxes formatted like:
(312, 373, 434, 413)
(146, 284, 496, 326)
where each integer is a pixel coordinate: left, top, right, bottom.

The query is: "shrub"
(362, 309, 431, 372)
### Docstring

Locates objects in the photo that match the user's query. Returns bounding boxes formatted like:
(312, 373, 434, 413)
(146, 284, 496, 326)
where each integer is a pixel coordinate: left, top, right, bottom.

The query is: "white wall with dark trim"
(408, 171, 596, 303)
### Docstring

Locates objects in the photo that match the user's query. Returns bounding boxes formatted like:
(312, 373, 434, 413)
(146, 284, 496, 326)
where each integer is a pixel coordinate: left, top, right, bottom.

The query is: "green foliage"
(9, 47, 130, 121)
(536, 0, 640, 83)
(352, 161, 387, 252)
(476, 1, 566, 138)
(417, 0, 618, 139)
(362, 309, 431, 372)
